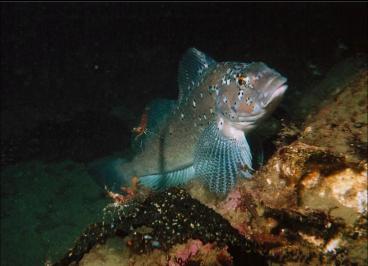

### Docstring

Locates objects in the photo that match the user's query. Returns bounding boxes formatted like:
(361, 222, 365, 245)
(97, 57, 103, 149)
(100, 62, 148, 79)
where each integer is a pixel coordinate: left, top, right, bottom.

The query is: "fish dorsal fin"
(178, 48, 216, 103)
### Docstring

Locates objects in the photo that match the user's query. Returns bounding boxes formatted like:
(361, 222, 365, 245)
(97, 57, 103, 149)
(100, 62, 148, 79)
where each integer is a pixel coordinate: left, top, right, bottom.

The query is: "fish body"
(89, 48, 287, 194)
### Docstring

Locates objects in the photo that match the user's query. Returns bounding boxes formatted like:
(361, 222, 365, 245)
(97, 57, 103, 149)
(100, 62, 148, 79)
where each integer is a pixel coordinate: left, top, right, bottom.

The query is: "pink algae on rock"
(168, 239, 203, 266)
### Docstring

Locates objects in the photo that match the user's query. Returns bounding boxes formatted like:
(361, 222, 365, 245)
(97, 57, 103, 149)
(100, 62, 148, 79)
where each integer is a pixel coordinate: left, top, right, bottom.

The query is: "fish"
(88, 48, 288, 194)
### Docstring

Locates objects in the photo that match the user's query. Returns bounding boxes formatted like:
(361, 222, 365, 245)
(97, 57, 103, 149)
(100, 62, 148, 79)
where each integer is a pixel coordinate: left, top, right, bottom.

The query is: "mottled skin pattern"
(122, 64, 224, 176)
(83, 47, 289, 195)
(121, 59, 287, 179)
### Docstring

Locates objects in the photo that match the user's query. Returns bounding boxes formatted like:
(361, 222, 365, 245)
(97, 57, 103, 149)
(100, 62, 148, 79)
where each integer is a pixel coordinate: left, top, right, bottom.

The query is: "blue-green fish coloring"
(89, 48, 288, 194)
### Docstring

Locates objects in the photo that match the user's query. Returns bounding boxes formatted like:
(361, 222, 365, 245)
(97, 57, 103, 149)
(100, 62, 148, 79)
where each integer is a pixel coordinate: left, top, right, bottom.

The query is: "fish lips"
(260, 76, 288, 108)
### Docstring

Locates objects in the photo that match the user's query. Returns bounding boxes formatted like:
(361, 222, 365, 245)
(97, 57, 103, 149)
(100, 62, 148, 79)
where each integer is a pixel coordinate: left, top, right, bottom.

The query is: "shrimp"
(132, 107, 151, 140)
(132, 107, 156, 151)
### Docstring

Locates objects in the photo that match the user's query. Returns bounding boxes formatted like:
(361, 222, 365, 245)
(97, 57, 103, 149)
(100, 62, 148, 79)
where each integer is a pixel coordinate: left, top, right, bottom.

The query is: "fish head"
(215, 62, 288, 134)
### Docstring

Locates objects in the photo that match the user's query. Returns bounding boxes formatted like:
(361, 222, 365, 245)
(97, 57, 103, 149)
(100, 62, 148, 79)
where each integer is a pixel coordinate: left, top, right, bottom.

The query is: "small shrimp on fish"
(132, 107, 150, 140)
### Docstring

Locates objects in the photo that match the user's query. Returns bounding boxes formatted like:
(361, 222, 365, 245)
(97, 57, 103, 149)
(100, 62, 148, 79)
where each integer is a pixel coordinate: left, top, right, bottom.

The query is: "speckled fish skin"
(91, 48, 288, 194)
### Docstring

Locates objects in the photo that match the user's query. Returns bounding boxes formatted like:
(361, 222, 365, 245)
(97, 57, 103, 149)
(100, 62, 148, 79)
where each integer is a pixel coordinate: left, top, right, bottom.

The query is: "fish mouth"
(261, 75, 288, 108)
(228, 76, 287, 125)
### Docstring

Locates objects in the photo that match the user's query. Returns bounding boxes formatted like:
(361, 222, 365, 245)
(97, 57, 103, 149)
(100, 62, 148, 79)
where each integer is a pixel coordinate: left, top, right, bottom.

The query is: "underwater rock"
(78, 237, 234, 266)
(53, 188, 265, 266)
(299, 165, 367, 224)
(300, 68, 367, 163)
(289, 55, 367, 122)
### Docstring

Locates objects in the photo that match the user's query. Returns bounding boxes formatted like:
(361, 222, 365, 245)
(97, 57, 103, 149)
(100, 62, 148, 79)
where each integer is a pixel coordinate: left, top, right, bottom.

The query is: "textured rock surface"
(79, 238, 234, 266)
(53, 188, 264, 266)
(300, 68, 367, 162)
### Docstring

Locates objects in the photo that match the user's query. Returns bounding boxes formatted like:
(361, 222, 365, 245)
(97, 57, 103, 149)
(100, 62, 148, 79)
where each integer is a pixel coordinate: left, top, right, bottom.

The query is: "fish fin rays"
(139, 165, 196, 190)
(178, 48, 216, 103)
(193, 122, 253, 194)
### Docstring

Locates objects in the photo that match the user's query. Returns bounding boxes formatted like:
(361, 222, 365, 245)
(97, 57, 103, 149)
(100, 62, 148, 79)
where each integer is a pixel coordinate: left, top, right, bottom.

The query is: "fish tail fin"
(139, 166, 196, 190)
(87, 156, 130, 192)
(193, 122, 253, 195)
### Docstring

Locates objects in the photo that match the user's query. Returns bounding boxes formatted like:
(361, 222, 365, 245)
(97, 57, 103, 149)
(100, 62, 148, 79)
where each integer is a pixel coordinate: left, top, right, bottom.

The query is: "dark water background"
(1, 2, 367, 265)
(1, 2, 367, 166)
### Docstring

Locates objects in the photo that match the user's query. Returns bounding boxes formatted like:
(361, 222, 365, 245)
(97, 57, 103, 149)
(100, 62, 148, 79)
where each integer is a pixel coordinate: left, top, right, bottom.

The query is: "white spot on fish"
(226, 79, 231, 85)
(238, 90, 244, 101)
(203, 114, 207, 120)
(244, 76, 251, 86)
(210, 108, 214, 114)
(200, 92, 203, 98)
(181, 113, 184, 120)
(217, 118, 224, 130)
(192, 100, 196, 108)
(223, 96, 228, 104)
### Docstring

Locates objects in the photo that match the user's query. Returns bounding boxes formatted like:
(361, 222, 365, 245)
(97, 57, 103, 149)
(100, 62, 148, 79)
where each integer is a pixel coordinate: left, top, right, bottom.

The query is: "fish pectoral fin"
(193, 122, 253, 194)
(139, 165, 196, 190)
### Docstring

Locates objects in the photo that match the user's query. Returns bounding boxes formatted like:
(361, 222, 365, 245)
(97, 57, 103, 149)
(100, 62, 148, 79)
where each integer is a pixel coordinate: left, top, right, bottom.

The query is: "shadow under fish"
(88, 48, 288, 195)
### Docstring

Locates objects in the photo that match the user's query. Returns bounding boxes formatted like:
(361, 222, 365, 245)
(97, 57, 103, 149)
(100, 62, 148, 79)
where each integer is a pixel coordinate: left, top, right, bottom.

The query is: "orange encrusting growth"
(105, 176, 139, 204)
